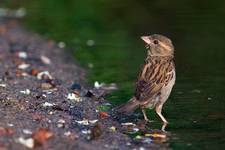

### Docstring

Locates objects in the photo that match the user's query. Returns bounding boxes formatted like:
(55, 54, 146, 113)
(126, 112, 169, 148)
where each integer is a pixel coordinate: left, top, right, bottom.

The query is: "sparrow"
(117, 34, 175, 127)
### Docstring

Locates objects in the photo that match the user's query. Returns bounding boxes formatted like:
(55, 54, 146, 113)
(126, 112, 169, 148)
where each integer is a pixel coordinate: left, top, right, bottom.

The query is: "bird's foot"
(161, 121, 169, 132)
(144, 118, 154, 123)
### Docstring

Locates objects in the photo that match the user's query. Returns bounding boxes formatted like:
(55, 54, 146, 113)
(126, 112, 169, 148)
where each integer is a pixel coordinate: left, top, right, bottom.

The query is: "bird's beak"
(141, 36, 151, 45)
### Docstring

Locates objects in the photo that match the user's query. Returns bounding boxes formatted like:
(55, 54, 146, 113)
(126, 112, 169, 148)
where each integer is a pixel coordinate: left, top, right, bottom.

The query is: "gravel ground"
(0, 19, 169, 150)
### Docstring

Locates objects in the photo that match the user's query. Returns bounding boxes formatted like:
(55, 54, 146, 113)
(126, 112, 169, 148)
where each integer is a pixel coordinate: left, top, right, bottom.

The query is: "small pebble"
(16, 137, 34, 149)
(89, 119, 98, 124)
(109, 126, 116, 132)
(20, 89, 31, 95)
(64, 131, 71, 136)
(67, 93, 82, 103)
(37, 71, 53, 80)
(121, 122, 136, 126)
(0, 83, 6, 88)
(76, 119, 89, 125)
(126, 142, 131, 146)
(57, 123, 64, 128)
(17, 51, 27, 59)
(139, 147, 145, 150)
(7, 123, 14, 127)
(22, 129, 32, 135)
(71, 83, 81, 90)
(40, 55, 51, 65)
(81, 130, 91, 134)
(18, 63, 30, 70)
(42, 102, 54, 107)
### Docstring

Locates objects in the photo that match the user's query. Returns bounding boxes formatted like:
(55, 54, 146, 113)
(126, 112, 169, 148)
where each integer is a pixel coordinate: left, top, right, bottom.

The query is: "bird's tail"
(116, 97, 140, 113)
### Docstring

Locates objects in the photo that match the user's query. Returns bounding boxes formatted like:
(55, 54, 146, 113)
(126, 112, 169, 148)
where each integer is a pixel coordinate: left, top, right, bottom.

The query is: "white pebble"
(40, 55, 51, 65)
(20, 89, 31, 95)
(0, 84, 6, 88)
(22, 129, 32, 135)
(67, 93, 82, 102)
(18, 51, 28, 59)
(18, 64, 30, 70)
(37, 71, 53, 80)
(42, 102, 54, 107)
(16, 137, 34, 149)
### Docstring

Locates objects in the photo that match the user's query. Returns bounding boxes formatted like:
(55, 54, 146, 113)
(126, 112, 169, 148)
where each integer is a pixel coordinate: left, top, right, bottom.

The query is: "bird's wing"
(134, 58, 174, 102)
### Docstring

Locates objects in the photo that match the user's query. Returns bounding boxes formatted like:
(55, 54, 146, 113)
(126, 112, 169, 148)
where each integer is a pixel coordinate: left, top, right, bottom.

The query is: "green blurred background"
(3, 0, 225, 149)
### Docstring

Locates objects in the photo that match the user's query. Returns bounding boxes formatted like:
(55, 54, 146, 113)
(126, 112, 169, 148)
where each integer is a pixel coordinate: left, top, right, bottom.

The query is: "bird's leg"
(155, 104, 168, 129)
(141, 108, 150, 122)
(161, 122, 168, 132)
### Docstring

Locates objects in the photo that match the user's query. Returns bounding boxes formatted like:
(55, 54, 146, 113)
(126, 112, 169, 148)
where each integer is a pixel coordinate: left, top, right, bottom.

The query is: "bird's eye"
(153, 40, 159, 44)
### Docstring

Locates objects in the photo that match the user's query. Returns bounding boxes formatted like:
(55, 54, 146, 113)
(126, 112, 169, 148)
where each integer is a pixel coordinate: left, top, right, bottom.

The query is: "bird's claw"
(144, 119, 154, 123)
(161, 122, 169, 132)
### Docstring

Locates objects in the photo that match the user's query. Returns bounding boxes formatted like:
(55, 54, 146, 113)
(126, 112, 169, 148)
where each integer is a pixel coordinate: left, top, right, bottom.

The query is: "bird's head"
(141, 34, 174, 57)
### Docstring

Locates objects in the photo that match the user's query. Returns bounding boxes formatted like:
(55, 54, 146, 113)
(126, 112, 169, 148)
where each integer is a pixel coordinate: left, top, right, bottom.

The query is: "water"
(5, 0, 225, 149)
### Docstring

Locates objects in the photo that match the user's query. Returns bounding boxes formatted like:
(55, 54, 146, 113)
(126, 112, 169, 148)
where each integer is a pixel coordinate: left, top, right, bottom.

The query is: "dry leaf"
(0, 127, 13, 136)
(99, 112, 109, 119)
(32, 128, 53, 147)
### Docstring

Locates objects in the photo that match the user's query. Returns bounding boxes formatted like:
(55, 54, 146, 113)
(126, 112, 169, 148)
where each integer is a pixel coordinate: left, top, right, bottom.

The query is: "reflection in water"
(5, 0, 225, 149)
(121, 119, 170, 146)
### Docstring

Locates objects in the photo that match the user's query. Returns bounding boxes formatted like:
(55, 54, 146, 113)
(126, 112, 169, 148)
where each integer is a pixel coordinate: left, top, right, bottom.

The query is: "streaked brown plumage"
(117, 34, 175, 128)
